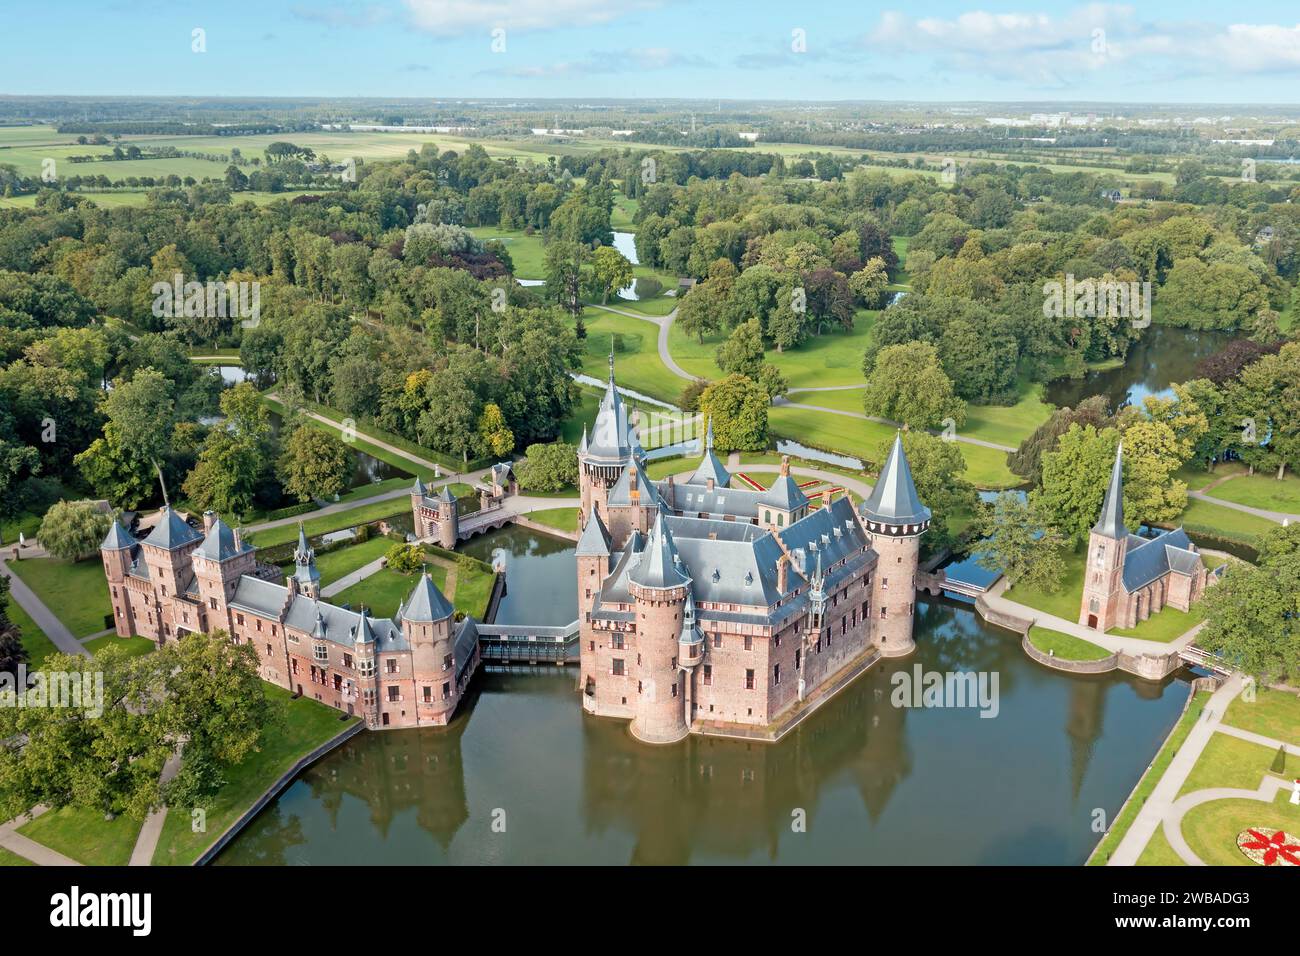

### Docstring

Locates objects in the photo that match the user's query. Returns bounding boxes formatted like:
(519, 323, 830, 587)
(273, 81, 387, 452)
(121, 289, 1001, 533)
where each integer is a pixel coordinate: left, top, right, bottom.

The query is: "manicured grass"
(0, 846, 33, 866)
(84, 634, 155, 658)
(1166, 498, 1280, 546)
(645, 457, 693, 480)
(2, 592, 57, 669)
(1178, 731, 1283, 798)
(1110, 603, 1204, 644)
(6, 557, 111, 638)
(1027, 625, 1111, 661)
(1180, 792, 1300, 866)
(1203, 471, 1300, 516)
(0, 509, 43, 543)
(1135, 825, 1185, 866)
(960, 381, 1055, 450)
(449, 563, 496, 620)
(153, 684, 356, 866)
(1087, 689, 1209, 865)
(1175, 461, 1247, 492)
(333, 566, 441, 618)
(526, 507, 579, 533)
(281, 535, 391, 587)
(18, 806, 143, 866)
(468, 226, 546, 278)
(579, 308, 683, 403)
(668, 310, 877, 389)
(249, 500, 409, 549)
(558, 391, 602, 445)
(1223, 687, 1300, 749)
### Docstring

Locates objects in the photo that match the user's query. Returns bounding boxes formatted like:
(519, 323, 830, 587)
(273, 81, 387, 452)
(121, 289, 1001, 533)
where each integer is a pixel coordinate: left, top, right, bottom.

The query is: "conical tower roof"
(1092, 442, 1127, 539)
(861, 433, 930, 526)
(100, 519, 135, 551)
(629, 511, 690, 589)
(575, 508, 612, 556)
(585, 342, 637, 464)
(399, 571, 454, 622)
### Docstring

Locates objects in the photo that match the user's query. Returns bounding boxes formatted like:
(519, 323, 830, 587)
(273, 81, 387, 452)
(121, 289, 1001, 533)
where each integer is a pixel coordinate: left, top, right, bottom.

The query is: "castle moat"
(215, 527, 1192, 865)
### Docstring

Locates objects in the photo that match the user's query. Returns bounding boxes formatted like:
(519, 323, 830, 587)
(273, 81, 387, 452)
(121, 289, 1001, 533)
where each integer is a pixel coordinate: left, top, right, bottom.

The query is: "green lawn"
(6, 557, 111, 638)
(280, 535, 391, 588)
(18, 806, 143, 866)
(526, 507, 579, 533)
(1223, 687, 1300, 749)
(153, 684, 356, 866)
(558, 390, 602, 445)
(1175, 461, 1247, 492)
(1087, 689, 1209, 865)
(331, 555, 495, 620)
(249, 500, 409, 549)
(0, 509, 43, 543)
(0, 846, 33, 866)
(1027, 625, 1111, 661)
(1203, 471, 1300, 516)
(84, 634, 156, 657)
(579, 308, 684, 404)
(468, 226, 546, 278)
(960, 381, 1055, 450)
(1180, 792, 1300, 866)
(1167, 498, 1280, 547)
(3, 592, 57, 669)
(1178, 731, 1284, 798)
(1110, 603, 1204, 643)
(1135, 825, 1185, 866)
(668, 309, 877, 389)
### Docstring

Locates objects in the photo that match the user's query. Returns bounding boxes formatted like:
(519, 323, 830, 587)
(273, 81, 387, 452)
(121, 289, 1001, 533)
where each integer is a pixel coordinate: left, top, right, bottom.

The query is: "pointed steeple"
(576, 507, 612, 556)
(355, 611, 375, 645)
(399, 571, 454, 623)
(629, 511, 689, 589)
(100, 518, 135, 551)
(293, 523, 320, 592)
(579, 424, 589, 454)
(1092, 442, 1127, 539)
(412, 475, 427, 496)
(861, 432, 931, 527)
(705, 415, 714, 452)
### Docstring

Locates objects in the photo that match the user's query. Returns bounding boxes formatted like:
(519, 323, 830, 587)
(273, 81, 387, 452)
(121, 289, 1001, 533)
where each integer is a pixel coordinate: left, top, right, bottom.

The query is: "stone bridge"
(916, 569, 988, 600)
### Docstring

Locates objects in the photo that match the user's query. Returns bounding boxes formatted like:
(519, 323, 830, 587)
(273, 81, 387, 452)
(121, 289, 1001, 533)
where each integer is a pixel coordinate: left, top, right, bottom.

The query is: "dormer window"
(313, 641, 327, 662)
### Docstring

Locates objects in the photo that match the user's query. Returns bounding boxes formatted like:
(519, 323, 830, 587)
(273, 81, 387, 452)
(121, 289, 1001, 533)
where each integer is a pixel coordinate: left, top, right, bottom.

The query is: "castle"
(1079, 443, 1210, 632)
(100, 511, 480, 730)
(576, 355, 930, 742)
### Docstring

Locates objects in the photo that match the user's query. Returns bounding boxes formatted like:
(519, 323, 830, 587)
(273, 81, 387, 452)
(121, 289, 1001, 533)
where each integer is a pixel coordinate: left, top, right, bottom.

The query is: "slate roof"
(861, 433, 930, 526)
(658, 481, 763, 520)
(690, 417, 730, 488)
(761, 471, 809, 512)
(396, 572, 455, 623)
(608, 456, 660, 508)
(1093, 443, 1127, 539)
(1121, 527, 1201, 593)
(575, 509, 612, 556)
(196, 517, 251, 562)
(585, 349, 639, 464)
(629, 511, 690, 589)
(100, 519, 136, 551)
(141, 506, 202, 551)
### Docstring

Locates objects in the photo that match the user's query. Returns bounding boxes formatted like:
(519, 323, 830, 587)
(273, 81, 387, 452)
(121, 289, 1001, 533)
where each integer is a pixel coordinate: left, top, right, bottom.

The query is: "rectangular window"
(386, 659, 398, 674)
(881, 578, 888, 589)
(443, 654, 452, 670)
(423, 686, 432, 702)
(209, 597, 217, 610)
(343, 653, 353, 669)
(880, 606, 887, 619)
(442, 682, 450, 699)
(745, 669, 755, 690)
(744, 635, 753, 651)
(612, 634, 624, 650)
(387, 686, 399, 702)
(703, 664, 712, 686)
(612, 658, 625, 676)
(774, 663, 781, 685)
(265, 643, 272, 657)
(713, 633, 722, 648)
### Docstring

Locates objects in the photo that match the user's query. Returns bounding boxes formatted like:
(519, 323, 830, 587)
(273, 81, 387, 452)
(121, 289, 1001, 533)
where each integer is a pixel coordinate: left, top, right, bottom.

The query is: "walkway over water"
(476, 620, 580, 664)
(1178, 645, 1233, 676)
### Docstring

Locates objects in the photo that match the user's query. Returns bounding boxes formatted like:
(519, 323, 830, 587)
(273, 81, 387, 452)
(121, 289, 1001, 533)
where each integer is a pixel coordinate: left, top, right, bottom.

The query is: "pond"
(612, 231, 640, 301)
(1044, 325, 1239, 411)
(216, 529, 1192, 865)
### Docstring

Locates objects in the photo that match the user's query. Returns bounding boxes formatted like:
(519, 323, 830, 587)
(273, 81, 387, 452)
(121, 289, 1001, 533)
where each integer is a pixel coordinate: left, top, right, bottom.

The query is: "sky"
(3, 0, 1300, 103)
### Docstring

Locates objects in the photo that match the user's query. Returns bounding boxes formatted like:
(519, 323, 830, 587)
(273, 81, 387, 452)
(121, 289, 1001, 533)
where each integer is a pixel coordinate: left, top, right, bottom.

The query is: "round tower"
(578, 343, 638, 527)
(434, 485, 459, 550)
(627, 512, 691, 744)
(859, 433, 930, 658)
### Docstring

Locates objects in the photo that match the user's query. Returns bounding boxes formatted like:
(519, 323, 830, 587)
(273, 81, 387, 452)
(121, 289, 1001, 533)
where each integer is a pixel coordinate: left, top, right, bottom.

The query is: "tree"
(1197, 562, 1299, 683)
(699, 374, 768, 452)
(1119, 418, 1187, 523)
(101, 367, 178, 502)
(277, 425, 352, 504)
(591, 246, 633, 305)
(715, 318, 765, 378)
(477, 403, 515, 458)
(973, 492, 1068, 591)
(544, 240, 586, 323)
(861, 341, 965, 431)
(1031, 424, 1120, 547)
(1008, 395, 1112, 485)
(0, 574, 28, 678)
(517, 442, 578, 493)
(849, 257, 890, 309)
(385, 542, 424, 575)
(37, 499, 111, 561)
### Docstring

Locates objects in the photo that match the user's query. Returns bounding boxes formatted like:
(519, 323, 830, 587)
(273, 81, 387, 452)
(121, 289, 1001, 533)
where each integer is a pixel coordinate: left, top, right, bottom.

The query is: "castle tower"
(626, 512, 691, 744)
(579, 345, 638, 528)
(192, 512, 257, 634)
(691, 416, 730, 489)
(759, 456, 809, 529)
(410, 477, 431, 538)
(1080, 443, 1128, 631)
(100, 519, 136, 637)
(576, 507, 612, 615)
(859, 433, 930, 658)
(396, 572, 456, 725)
(434, 485, 459, 550)
(351, 611, 381, 727)
(291, 523, 321, 600)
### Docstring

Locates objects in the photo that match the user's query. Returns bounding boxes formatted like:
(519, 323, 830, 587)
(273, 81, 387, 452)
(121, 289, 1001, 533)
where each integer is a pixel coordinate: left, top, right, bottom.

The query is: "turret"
(759, 456, 809, 528)
(410, 476, 429, 538)
(192, 512, 256, 630)
(291, 523, 321, 599)
(1080, 442, 1128, 631)
(100, 519, 136, 637)
(434, 485, 459, 550)
(396, 572, 457, 724)
(691, 416, 730, 489)
(576, 507, 612, 614)
(859, 433, 930, 658)
(626, 512, 691, 744)
(579, 343, 639, 524)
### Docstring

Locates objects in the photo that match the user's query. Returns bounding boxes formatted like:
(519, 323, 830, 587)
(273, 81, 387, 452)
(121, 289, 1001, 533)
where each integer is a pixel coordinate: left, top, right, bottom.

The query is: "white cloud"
(403, 0, 659, 36)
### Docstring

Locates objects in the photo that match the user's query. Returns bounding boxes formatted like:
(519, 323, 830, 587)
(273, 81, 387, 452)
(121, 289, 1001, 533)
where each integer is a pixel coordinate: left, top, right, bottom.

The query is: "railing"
(1179, 644, 1233, 675)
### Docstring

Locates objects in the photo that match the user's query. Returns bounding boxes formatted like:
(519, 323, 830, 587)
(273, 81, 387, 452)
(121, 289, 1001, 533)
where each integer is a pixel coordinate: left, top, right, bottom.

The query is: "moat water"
(216, 526, 1191, 865)
(1044, 325, 1237, 411)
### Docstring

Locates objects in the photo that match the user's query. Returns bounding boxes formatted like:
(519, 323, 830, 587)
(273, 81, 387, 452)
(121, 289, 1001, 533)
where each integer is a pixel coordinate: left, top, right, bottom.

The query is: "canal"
(216, 527, 1191, 865)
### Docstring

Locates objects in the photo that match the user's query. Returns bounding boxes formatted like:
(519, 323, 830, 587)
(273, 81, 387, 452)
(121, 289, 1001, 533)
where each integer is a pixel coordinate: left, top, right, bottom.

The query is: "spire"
(399, 571, 454, 623)
(579, 424, 588, 454)
(1092, 442, 1127, 539)
(576, 508, 612, 556)
(295, 523, 311, 562)
(608, 335, 616, 384)
(705, 415, 714, 452)
(412, 475, 426, 496)
(629, 511, 689, 589)
(293, 523, 320, 590)
(861, 432, 930, 527)
(355, 611, 375, 645)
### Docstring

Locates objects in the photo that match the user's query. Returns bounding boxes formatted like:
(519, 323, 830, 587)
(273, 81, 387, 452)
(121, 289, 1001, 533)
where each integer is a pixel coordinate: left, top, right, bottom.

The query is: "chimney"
(666, 474, 675, 508)
(628, 465, 639, 505)
(707, 477, 715, 491)
(233, 527, 243, 551)
(776, 554, 788, 593)
(780, 455, 790, 477)
(203, 510, 215, 533)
